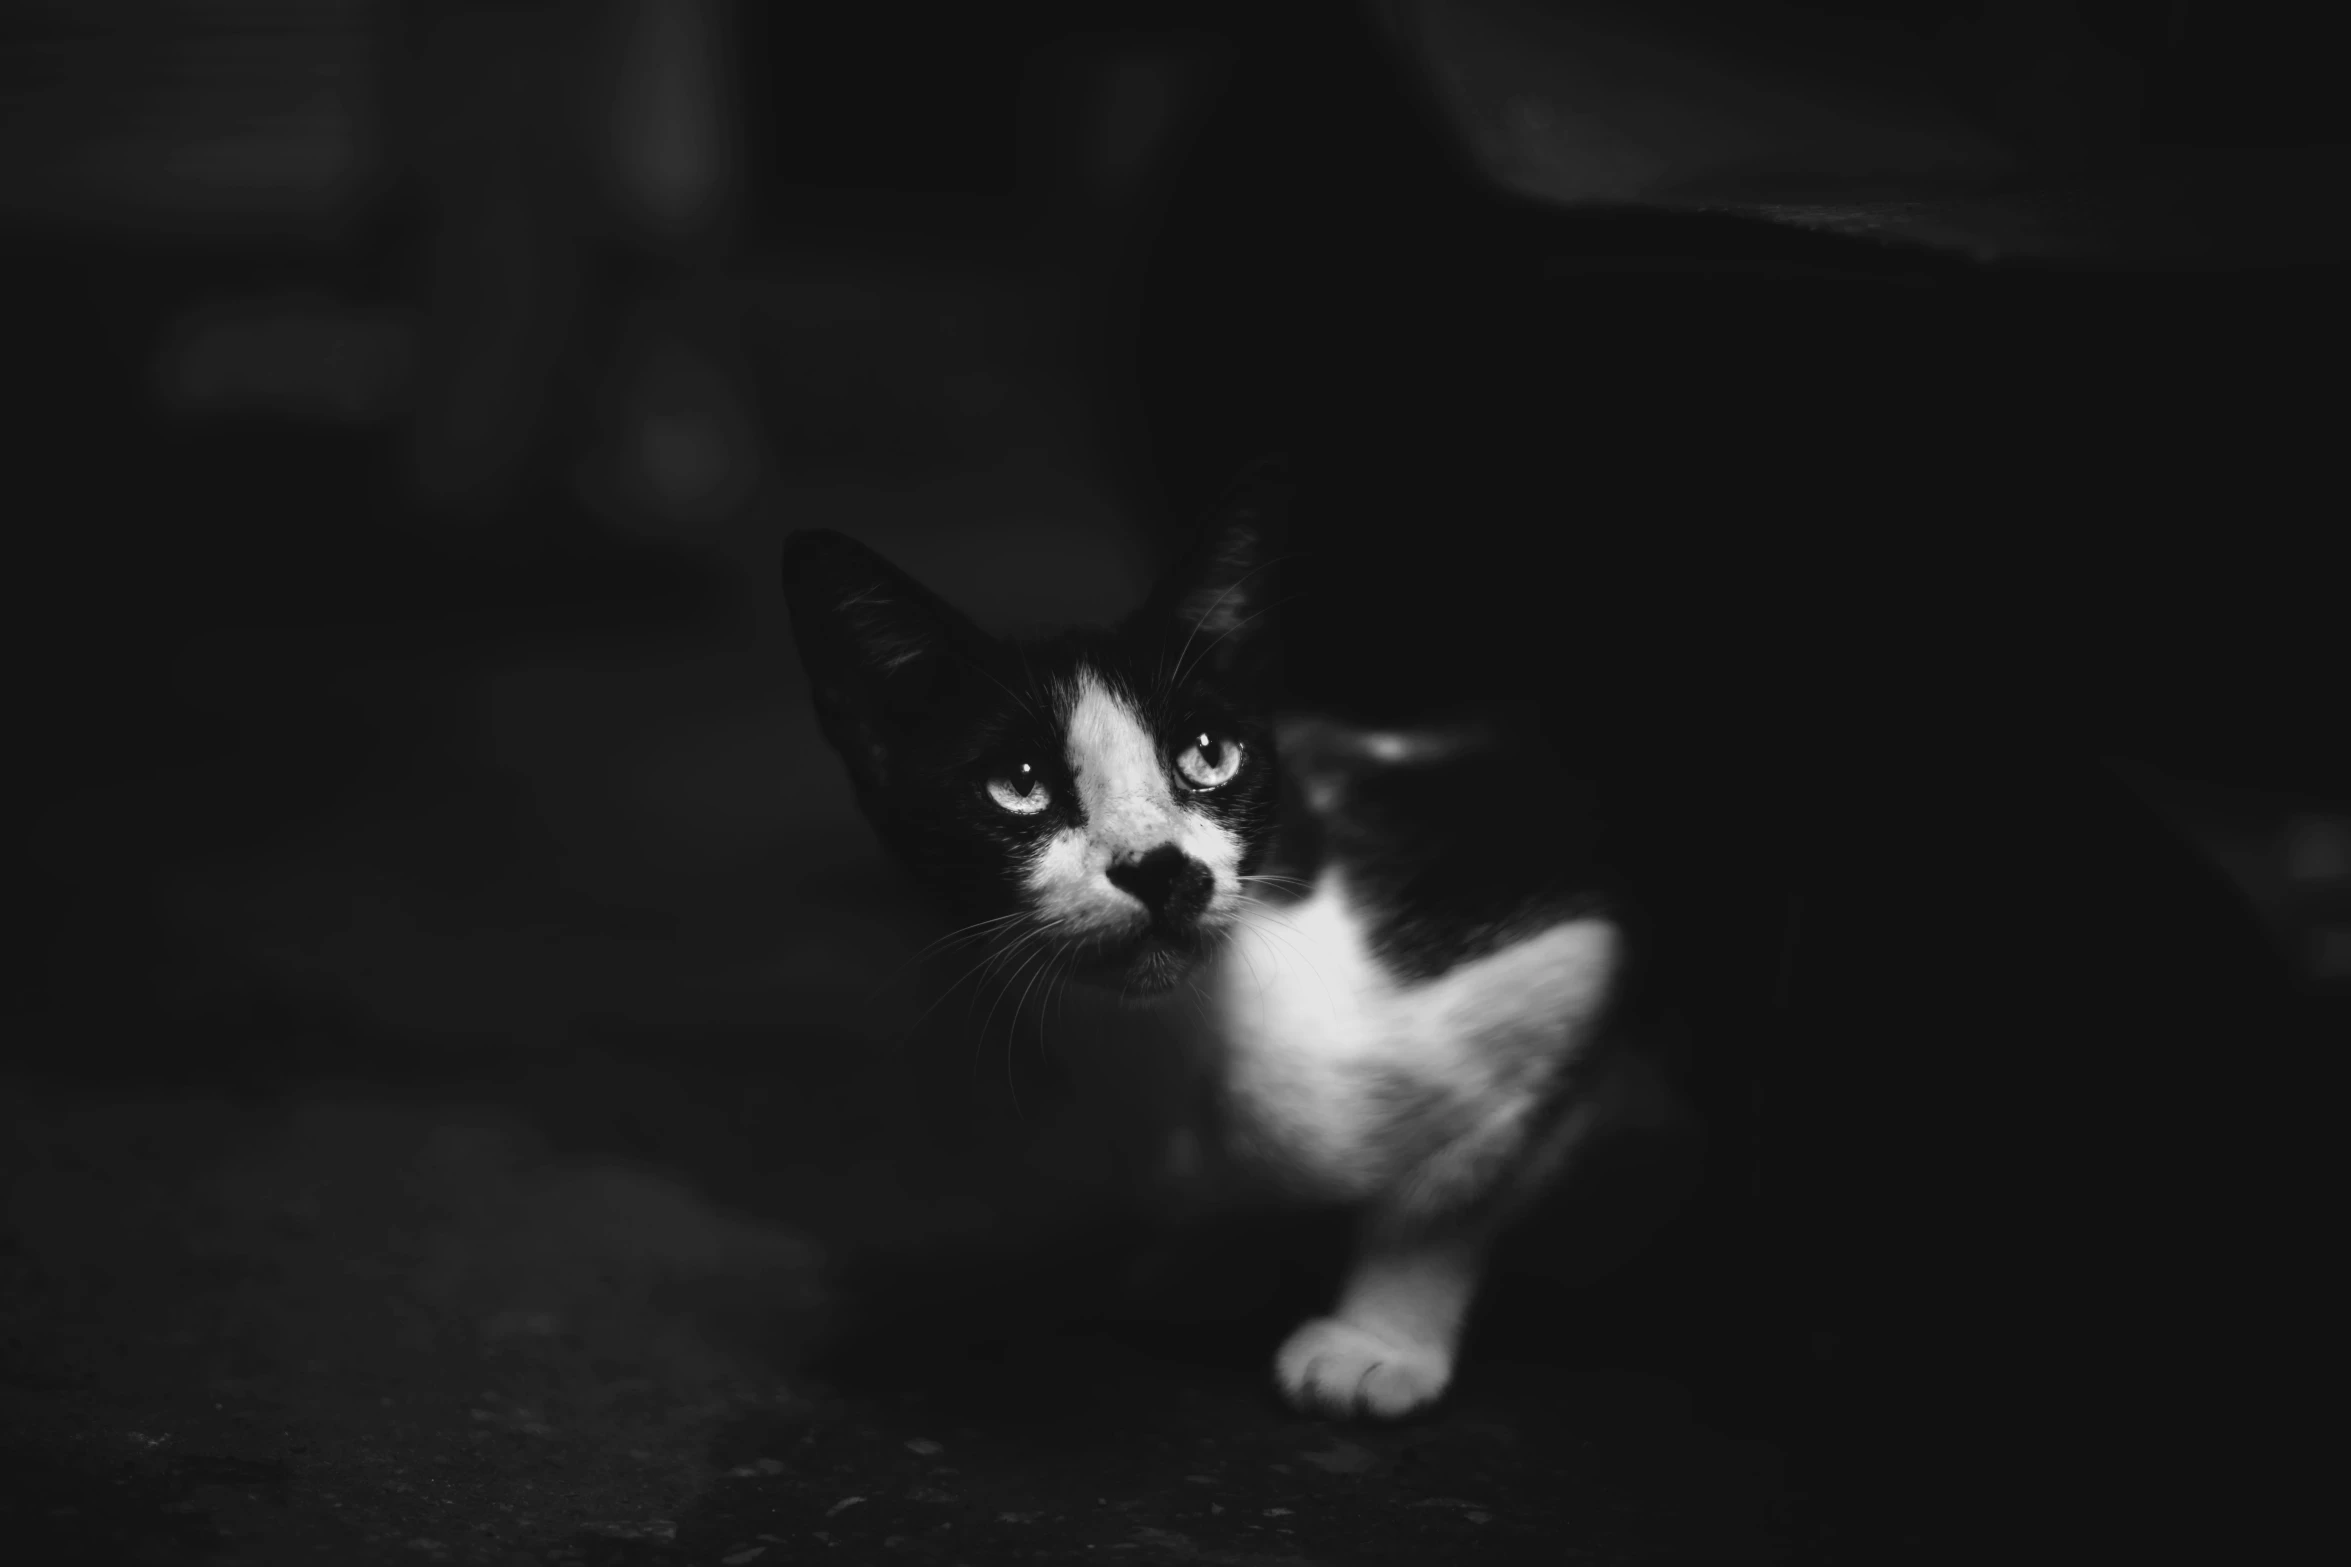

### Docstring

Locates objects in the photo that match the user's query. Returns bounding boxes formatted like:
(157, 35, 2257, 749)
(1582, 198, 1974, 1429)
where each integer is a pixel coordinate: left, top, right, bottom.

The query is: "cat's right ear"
(781, 530, 983, 796)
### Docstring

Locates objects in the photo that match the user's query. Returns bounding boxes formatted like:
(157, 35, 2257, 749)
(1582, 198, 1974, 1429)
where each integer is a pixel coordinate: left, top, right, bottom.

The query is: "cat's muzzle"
(1070, 918, 1224, 1001)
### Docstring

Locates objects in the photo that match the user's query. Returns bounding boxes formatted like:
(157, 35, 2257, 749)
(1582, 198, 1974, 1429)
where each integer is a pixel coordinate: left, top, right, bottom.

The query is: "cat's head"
(781, 471, 1287, 999)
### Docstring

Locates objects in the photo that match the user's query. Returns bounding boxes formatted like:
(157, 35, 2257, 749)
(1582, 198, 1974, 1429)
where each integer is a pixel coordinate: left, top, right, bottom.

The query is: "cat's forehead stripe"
(1062, 666, 1170, 827)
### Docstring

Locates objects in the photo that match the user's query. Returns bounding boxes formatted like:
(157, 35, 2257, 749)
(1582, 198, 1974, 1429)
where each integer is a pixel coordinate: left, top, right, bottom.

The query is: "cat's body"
(1221, 719, 1642, 1192)
(777, 1, 2326, 1474)
(782, 485, 1678, 1417)
(1199, 713, 1640, 1414)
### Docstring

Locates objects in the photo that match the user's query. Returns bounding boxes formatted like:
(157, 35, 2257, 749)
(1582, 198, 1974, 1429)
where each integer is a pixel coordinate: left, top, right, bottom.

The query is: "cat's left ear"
(1157, 456, 1289, 684)
(781, 528, 986, 798)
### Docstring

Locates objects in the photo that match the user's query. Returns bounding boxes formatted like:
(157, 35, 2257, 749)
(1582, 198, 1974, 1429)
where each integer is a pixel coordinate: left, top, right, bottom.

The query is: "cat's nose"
(1107, 844, 1213, 924)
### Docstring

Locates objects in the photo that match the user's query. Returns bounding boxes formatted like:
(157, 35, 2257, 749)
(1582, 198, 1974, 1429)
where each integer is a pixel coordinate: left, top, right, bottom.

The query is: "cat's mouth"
(1069, 923, 1221, 1000)
(1118, 939, 1204, 998)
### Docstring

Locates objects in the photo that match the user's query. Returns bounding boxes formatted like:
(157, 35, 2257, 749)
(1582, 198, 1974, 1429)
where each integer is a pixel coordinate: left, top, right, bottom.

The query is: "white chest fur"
(1208, 870, 1620, 1207)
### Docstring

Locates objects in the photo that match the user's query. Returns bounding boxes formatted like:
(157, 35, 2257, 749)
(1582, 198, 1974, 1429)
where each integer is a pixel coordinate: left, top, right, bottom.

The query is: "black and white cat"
(782, 467, 1677, 1419)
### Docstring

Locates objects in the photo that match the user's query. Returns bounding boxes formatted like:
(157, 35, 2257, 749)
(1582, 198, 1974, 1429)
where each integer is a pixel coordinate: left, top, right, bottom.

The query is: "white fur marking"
(1019, 668, 1244, 939)
(1214, 870, 1619, 1200)
(1276, 1233, 1484, 1418)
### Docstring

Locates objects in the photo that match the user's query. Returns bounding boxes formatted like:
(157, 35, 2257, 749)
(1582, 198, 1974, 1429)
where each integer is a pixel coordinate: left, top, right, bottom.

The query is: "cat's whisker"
(956, 934, 1030, 1090)
(1033, 940, 1073, 1044)
(1009, 939, 1061, 1069)
(899, 921, 1043, 1058)
(954, 939, 1031, 1001)
(978, 944, 1042, 1109)
(893, 939, 1006, 1050)
(883, 912, 1027, 995)
(960, 932, 1043, 1096)
(1162, 548, 1289, 695)
(967, 923, 1046, 1012)
(1043, 945, 1084, 1065)
(1000, 919, 1077, 1112)
(916, 909, 1025, 955)
(1255, 912, 1337, 993)
(981, 937, 1057, 1098)
(1002, 1012, 1024, 1124)
(858, 914, 1019, 1015)
(1224, 903, 1272, 995)
(1053, 956, 1083, 1057)
(1179, 969, 1217, 1041)
(1169, 583, 1307, 690)
(971, 659, 1049, 730)
(1227, 893, 1342, 1010)
(917, 912, 1027, 960)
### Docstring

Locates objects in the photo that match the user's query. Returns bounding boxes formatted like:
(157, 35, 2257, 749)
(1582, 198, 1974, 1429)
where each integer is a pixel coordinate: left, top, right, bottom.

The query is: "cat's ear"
(781, 529, 984, 795)
(1158, 456, 1289, 685)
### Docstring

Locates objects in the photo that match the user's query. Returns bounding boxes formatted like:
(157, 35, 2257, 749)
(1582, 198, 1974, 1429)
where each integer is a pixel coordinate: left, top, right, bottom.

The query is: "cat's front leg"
(1275, 1216, 1490, 1420)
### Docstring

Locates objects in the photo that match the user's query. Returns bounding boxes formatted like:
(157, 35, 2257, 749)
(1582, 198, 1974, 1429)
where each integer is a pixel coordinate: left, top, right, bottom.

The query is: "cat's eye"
(986, 763, 1052, 816)
(1174, 732, 1244, 790)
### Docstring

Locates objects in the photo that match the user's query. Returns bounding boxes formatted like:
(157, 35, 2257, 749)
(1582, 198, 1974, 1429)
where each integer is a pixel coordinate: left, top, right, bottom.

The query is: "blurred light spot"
(15, 5, 384, 226)
(2314, 927, 2351, 983)
(160, 84, 366, 203)
(2284, 814, 2351, 883)
(638, 410, 732, 511)
(157, 295, 415, 422)
(610, 0, 730, 238)
(1092, 55, 1184, 201)
(1505, 94, 1673, 204)
(606, 333, 757, 534)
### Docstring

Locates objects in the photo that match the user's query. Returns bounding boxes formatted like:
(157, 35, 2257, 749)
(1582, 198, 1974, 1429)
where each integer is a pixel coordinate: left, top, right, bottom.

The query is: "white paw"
(1274, 1316, 1453, 1420)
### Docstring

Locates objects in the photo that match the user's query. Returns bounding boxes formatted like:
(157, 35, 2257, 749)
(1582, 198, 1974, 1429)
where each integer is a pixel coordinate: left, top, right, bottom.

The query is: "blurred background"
(1, 3, 2345, 1561)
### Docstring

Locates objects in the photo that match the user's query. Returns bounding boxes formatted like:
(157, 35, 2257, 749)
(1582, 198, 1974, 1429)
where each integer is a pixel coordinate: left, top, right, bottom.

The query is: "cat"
(781, 465, 1682, 1419)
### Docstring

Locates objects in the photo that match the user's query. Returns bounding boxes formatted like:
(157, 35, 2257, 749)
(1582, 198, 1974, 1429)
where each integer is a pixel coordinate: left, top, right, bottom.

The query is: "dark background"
(2, 4, 2344, 1563)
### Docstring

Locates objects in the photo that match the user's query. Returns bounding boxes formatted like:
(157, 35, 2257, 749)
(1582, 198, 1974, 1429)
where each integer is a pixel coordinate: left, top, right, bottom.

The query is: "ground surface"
(0, 1074, 1787, 1564)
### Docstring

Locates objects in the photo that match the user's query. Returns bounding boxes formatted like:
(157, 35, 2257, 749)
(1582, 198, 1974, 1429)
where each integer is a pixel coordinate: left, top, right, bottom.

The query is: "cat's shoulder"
(1271, 708, 1618, 984)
